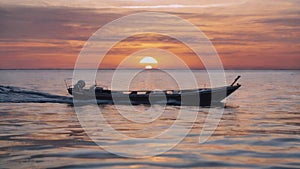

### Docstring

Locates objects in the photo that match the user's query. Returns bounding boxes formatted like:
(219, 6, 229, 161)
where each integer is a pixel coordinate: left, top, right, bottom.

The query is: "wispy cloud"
(0, 0, 248, 9)
(119, 1, 248, 9)
(0, 1, 299, 69)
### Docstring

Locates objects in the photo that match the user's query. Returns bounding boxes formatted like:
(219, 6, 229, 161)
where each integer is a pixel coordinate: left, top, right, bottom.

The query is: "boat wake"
(0, 85, 73, 104)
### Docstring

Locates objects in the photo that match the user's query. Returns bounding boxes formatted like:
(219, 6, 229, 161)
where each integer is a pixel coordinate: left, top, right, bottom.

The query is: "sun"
(145, 65, 152, 69)
(140, 56, 158, 64)
(139, 56, 157, 69)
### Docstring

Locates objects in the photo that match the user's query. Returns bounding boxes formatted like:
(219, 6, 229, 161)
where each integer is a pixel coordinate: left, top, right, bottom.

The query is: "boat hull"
(68, 85, 241, 106)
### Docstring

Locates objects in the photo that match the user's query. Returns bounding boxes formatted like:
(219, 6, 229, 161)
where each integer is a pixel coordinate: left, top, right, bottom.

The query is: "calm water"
(0, 70, 299, 168)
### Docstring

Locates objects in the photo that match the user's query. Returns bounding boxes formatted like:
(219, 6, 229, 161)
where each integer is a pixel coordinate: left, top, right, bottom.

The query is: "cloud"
(119, 1, 248, 9)
(0, 2, 299, 69)
(0, 0, 248, 9)
(256, 17, 300, 27)
(0, 6, 124, 40)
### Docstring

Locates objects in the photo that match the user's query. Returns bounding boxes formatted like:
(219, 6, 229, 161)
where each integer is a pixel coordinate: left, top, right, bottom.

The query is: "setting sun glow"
(145, 65, 153, 69)
(139, 56, 158, 69)
(139, 56, 158, 64)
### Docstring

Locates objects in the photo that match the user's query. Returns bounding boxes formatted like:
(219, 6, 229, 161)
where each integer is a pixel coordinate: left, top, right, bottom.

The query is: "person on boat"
(74, 80, 85, 93)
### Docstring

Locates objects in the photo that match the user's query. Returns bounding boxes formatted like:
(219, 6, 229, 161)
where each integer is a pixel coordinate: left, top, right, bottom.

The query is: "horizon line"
(0, 68, 299, 71)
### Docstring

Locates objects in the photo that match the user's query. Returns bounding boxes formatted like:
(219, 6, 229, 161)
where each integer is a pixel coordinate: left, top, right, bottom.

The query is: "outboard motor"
(74, 80, 85, 92)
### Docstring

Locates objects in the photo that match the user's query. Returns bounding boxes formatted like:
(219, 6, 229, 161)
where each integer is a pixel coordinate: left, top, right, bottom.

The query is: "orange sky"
(100, 34, 204, 69)
(0, 0, 299, 69)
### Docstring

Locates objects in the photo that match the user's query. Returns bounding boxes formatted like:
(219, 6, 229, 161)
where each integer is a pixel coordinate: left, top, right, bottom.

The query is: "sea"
(0, 70, 299, 168)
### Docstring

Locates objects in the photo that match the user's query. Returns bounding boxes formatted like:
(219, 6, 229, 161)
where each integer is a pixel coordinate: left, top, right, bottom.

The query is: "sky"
(0, 0, 299, 69)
